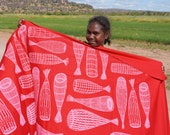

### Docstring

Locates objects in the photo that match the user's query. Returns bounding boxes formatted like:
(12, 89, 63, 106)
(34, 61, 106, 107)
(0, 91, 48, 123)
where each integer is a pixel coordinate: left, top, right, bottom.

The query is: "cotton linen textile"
(0, 20, 169, 135)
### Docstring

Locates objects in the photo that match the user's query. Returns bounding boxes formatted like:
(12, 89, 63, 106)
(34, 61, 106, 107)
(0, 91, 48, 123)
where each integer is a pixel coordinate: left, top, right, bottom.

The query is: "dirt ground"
(0, 30, 170, 117)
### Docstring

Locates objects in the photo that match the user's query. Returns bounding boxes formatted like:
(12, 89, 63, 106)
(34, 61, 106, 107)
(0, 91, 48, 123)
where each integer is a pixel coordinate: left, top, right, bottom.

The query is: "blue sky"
(68, 0, 170, 12)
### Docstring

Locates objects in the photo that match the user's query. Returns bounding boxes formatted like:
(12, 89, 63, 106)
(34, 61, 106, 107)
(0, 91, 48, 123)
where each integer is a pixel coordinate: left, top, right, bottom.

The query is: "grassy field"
(0, 14, 170, 45)
(0, 14, 170, 90)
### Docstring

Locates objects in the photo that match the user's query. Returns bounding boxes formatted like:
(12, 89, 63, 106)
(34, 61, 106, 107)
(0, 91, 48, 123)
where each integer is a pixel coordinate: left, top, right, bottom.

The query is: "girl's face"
(86, 22, 109, 47)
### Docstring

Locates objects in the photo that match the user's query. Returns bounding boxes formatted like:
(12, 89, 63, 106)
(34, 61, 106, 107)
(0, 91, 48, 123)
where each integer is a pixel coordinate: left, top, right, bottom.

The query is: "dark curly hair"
(88, 16, 111, 45)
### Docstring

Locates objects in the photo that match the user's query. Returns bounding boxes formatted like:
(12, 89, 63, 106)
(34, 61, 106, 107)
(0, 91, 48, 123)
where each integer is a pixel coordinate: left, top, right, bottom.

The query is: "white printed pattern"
(0, 99, 17, 135)
(53, 73, 67, 123)
(116, 77, 128, 129)
(67, 95, 114, 112)
(67, 78, 150, 132)
(29, 52, 69, 66)
(27, 102, 36, 125)
(73, 42, 85, 76)
(18, 74, 33, 89)
(99, 51, 109, 80)
(139, 82, 150, 128)
(73, 79, 111, 94)
(0, 77, 148, 133)
(0, 77, 26, 126)
(128, 79, 141, 128)
(32, 67, 40, 108)
(5, 43, 21, 73)
(29, 40, 67, 54)
(18, 25, 27, 49)
(28, 26, 61, 38)
(14, 35, 31, 71)
(67, 109, 118, 131)
(21, 91, 34, 101)
(39, 69, 51, 121)
(86, 47, 98, 78)
(111, 63, 143, 75)
(0, 64, 5, 71)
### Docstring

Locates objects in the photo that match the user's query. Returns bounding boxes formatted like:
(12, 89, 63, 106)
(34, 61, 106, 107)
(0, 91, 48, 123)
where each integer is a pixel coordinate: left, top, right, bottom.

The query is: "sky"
(68, 0, 170, 12)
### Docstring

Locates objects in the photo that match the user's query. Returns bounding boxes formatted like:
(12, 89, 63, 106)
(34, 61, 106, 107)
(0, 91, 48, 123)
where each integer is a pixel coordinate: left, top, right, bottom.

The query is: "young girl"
(85, 15, 111, 47)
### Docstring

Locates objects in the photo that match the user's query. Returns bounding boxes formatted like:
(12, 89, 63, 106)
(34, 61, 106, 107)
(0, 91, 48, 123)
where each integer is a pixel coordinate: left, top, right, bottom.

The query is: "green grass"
(0, 14, 90, 36)
(112, 21, 170, 44)
(0, 14, 170, 44)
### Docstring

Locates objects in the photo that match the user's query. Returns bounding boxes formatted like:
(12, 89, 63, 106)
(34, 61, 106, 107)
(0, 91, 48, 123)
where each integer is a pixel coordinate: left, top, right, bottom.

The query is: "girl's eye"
(94, 32, 99, 35)
(86, 31, 91, 34)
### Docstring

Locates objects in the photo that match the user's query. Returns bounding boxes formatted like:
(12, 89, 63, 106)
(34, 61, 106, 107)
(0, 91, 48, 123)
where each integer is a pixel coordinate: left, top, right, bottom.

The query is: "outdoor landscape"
(0, 0, 170, 116)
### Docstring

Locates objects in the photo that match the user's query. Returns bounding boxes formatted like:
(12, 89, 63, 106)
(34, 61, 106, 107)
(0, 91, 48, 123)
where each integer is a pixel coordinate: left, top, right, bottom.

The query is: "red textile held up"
(0, 20, 169, 135)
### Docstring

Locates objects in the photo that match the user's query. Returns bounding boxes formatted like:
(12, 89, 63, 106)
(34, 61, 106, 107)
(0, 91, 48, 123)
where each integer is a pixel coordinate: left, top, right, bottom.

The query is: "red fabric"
(0, 20, 169, 135)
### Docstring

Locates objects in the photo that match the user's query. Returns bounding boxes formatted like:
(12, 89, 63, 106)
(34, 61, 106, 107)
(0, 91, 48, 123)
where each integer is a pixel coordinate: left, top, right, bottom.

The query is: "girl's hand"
(17, 18, 24, 28)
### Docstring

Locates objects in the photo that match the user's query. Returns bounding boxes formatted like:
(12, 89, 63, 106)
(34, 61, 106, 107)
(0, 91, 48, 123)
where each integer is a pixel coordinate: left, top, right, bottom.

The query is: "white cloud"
(68, 0, 170, 12)
(111, 0, 138, 9)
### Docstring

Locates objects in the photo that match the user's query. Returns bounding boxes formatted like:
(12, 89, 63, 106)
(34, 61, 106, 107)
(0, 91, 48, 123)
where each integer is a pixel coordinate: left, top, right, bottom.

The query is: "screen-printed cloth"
(0, 20, 169, 135)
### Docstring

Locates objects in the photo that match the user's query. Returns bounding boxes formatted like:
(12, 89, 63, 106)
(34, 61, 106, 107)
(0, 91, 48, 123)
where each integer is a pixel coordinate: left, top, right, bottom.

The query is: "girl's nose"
(89, 33, 94, 39)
